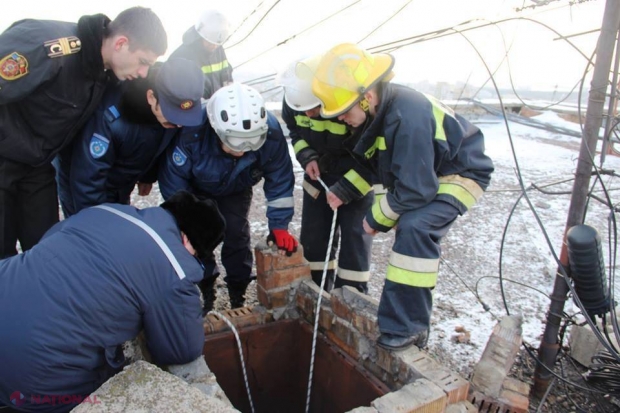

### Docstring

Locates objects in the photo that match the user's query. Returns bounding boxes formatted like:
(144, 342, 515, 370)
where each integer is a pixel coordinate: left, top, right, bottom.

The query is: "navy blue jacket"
(0, 16, 110, 166)
(56, 83, 178, 216)
(356, 84, 494, 232)
(0, 205, 204, 412)
(159, 112, 295, 230)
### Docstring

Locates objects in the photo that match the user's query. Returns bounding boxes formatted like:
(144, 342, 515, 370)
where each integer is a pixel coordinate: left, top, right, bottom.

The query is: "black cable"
(234, 0, 362, 69)
(459, 24, 620, 362)
(227, 1, 267, 43)
(357, 0, 414, 44)
(226, 0, 282, 49)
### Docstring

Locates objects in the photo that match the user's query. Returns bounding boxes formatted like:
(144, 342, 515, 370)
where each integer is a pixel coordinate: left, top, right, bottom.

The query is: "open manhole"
(203, 319, 389, 413)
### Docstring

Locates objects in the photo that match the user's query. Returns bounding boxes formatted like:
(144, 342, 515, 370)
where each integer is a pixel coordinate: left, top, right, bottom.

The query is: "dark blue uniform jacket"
(158, 112, 295, 230)
(56, 84, 179, 216)
(0, 205, 204, 412)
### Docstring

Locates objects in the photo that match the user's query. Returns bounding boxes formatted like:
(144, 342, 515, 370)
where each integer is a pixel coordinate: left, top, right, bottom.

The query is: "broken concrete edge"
(72, 360, 239, 413)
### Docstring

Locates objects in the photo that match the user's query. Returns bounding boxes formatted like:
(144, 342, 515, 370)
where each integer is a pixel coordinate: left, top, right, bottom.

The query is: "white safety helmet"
(278, 59, 321, 112)
(207, 83, 269, 152)
(195, 9, 231, 45)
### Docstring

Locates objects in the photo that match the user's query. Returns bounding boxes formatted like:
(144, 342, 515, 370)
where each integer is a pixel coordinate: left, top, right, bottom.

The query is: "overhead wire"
(357, 0, 414, 44)
(449, 22, 620, 397)
(226, 0, 283, 49)
(226, 0, 267, 44)
(234, 0, 363, 69)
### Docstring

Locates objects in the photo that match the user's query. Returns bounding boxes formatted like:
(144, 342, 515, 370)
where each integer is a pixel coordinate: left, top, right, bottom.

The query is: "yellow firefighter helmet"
(309, 43, 394, 118)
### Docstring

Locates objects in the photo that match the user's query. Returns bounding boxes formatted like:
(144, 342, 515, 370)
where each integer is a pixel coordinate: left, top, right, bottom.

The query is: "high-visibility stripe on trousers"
(300, 176, 373, 292)
(378, 200, 460, 336)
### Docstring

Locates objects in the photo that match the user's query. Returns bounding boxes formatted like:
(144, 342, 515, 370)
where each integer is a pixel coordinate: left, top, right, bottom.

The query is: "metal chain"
(305, 177, 338, 413)
(207, 310, 255, 413)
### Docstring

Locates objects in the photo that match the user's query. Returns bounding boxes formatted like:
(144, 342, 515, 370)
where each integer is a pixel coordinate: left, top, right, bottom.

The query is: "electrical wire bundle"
(584, 350, 620, 396)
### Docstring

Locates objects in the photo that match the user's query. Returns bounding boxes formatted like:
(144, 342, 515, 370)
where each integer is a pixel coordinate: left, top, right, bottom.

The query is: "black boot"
(334, 276, 368, 294)
(311, 270, 335, 292)
(227, 281, 249, 309)
(199, 276, 217, 315)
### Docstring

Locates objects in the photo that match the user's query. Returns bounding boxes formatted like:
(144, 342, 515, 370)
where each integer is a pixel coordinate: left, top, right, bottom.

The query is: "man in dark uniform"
(159, 83, 296, 311)
(312, 43, 494, 350)
(280, 60, 375, 293)
(170, 9, 233, 98)
(55, 58, 204, 217)
(0, 7, 168, 258)
(0, 190, 225, 413)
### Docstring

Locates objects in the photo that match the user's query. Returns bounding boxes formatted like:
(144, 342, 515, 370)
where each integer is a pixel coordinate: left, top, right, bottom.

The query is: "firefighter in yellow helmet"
(278, 58, 375, 294)
(311, 43, 495, 351)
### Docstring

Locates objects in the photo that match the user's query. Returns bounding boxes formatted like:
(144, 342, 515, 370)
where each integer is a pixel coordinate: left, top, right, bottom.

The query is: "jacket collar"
(76, 13, 110, 82)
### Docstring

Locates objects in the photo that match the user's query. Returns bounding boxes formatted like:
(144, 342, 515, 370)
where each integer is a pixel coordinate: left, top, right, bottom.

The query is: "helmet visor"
(218, 129, 268, 152)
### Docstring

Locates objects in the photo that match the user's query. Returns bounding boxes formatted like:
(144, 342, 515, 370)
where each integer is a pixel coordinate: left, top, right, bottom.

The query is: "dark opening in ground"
(203, 319, 389, 413)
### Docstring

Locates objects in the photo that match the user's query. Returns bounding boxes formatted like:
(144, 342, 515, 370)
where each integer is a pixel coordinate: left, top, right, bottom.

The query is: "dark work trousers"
(300, 177, 374, 293)
(0, 159, 59, 258)
(378, 200, 460, 337)
(201, 187, 254, 287)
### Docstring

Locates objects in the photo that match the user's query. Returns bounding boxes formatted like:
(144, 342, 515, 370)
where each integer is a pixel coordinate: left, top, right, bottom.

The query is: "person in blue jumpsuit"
(279, 60, 375, 293)
(159, 83, 296, 311)
(0, 190, 226, 413)
(311, 43, 495, 350)
(0, 7, 167, 258)
(55, 58, 204, 217)
(170, 9, 233, 98)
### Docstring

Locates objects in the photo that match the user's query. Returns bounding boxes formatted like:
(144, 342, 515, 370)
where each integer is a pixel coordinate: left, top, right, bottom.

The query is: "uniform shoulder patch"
(172, 147, 187, 166)
(104, 105, 121, 123)
(89, 134, 110, 159)
(44, 36, 82, 58)
(0, 52, 28, 81)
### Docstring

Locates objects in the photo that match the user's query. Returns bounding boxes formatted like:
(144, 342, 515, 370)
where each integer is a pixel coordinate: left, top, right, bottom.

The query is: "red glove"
(267, 229, 298, 256)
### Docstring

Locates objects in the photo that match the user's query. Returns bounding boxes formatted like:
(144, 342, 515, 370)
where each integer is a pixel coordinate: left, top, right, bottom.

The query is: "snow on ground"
(133, 109, 620, 379)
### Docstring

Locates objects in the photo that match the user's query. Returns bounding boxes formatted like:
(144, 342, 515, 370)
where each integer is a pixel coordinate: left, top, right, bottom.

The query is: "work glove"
(267, 229, 298, 256)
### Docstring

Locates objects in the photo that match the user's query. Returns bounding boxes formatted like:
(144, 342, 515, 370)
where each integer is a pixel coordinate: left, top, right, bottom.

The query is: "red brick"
(257, 283, 270, 308)
(272, 243, 306, 268)
(318, 307, 334, 331)
(203, 307, 270, 334)
(352, 312, 379, 339)
(257, 265, 310, 290)
(424, 369, 469, 404)
(254, 247, 274, 276)
(330, 291, 353, 321)
(499, 389, 529, 413)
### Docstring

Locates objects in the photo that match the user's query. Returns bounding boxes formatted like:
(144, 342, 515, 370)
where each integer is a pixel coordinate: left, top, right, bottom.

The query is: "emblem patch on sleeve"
(89, 134, 110, 159)
(0, 52, 28, 81)
(172, 147, 187, 166)
(44, 36, 82, 58)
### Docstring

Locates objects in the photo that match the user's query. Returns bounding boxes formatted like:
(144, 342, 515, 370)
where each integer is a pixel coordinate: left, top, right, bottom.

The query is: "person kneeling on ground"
(0, 190, 225, 413)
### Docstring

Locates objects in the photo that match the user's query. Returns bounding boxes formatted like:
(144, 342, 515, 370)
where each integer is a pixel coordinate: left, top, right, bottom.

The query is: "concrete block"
(346, 407, 379, 413)
(72, 361, 239, 413)
(167, 357, 231, 404)
(569, 323, 619, 366)
(372, 378, 447, 413)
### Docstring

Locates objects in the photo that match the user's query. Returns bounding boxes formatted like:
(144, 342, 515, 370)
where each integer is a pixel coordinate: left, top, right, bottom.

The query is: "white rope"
(305, 177, 338, 413)
(207, 310, 255, 413)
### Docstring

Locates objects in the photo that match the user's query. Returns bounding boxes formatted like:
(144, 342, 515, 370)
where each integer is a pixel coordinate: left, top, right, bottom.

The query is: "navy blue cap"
(155, 58, 204, 127)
